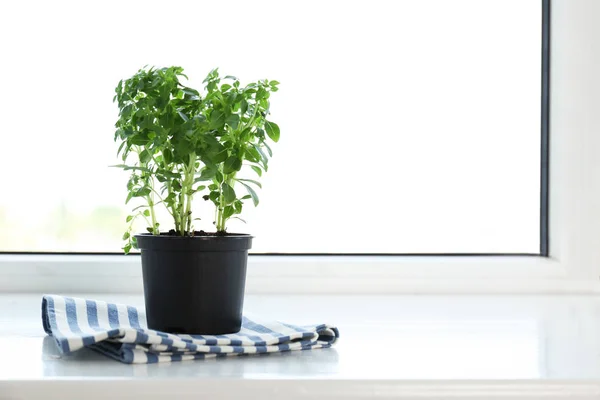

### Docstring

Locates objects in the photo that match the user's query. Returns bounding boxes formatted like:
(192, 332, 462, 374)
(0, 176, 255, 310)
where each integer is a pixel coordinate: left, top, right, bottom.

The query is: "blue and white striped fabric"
(41, 295, 339, 364)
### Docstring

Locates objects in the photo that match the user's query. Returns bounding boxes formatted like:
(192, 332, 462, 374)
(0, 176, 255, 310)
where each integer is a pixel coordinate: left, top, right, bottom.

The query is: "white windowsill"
(2, 254, 599, 294)
(2, 293, 600, 399)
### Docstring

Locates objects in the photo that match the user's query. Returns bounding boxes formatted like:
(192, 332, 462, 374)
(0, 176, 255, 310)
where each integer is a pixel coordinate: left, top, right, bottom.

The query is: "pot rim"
(135, 232, 253, 251)
(134, 233, 253, 240)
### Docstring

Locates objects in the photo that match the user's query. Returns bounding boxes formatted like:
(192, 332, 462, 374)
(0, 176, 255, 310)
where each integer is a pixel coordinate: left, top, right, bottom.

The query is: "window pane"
(0, 0, 541, 253)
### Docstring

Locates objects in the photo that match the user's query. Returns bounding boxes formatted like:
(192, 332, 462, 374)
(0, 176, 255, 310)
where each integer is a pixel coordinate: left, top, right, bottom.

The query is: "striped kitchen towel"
(42, 295, 339, 364)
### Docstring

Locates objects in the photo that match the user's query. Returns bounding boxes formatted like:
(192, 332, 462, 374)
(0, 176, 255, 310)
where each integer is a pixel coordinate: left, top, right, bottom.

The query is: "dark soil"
(163, 229, 235, 237)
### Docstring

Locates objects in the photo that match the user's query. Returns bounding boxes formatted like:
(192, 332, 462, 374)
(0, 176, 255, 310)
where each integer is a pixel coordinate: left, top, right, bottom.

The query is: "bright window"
(0, 0, 544, 254)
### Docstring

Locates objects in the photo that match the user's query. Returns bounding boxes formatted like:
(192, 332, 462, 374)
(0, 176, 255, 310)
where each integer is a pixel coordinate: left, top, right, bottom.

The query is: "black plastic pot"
(135, 233, 252, 335)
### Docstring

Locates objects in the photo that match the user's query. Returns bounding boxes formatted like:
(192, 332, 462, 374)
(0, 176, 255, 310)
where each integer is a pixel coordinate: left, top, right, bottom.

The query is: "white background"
(0, 0, 541, 253)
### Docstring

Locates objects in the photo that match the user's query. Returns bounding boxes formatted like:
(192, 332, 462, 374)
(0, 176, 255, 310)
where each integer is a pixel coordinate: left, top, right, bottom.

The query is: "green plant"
(113, 66, 279, 253)
(199, 68, 280, 232)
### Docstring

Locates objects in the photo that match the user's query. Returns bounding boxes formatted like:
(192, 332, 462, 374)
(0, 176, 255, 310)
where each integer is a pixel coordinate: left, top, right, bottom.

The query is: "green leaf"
(239, 181, 259, 207)
(209, 110, 225, 129)
(123, 244, 132, 254)
(236, 178, 262, 188)
(245, 147, 260, 163)
(252, 144, 269, 167)
(194, 185, 206, 193)
(225, 114, 240, 130)
(110, 164, 153, 173)
(224, 156, 242, 174)
(207, 81, 217, 92)
(134, 187, 151, 197)
(126, 215, 133, 223)
(222, 182, 236, 204)
(209, 190, 220, 202)
(164, 192, 177, 205)
(143, 209, 151, 217)
(238, 127, 252, 140)
(203, 68, 218, 83)
(182, 87, 199, 96)
(263, 141, 273, 157)
(256, 87, 267, 101)
(158, 170, 180, 179)
(233, 200, 243, 213)
(178, 111, 189, 122)
(251, 165, 262, 177)
(163, 149, 173, 165)
(195, 168, 216, 182)
(223, 206, 235, 219)
(264, 120, 280, 142)
(117, 141, 126, 156)
(122, 231, 130, 240)
(224, 75, 237, 80)
(212, 150, 229, 164)
(121, 104, 133, 117)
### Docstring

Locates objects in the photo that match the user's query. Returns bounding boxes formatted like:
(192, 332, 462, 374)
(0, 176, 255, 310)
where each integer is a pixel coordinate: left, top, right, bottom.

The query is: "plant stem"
(186, 194, 193, 233)
(184, 178, 193, 233)
(147, 187, 173, 218)
(147, 198, 158, 234)
(178, 189, 185, 235)
(152, 153, 178, 225)
(179, 153, 196, 236)
(218, 190, 224, 232)
(148, 179, 159, 235)
(217, 170, 226, 232)
(213, 203, 218, 230)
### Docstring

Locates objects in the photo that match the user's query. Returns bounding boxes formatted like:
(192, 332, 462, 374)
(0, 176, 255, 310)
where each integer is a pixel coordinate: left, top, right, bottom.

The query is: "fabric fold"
(41, 295, 339, 364)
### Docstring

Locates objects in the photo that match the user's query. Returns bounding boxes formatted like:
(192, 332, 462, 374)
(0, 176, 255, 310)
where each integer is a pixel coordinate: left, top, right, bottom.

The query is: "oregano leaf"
(264, 120, 280, 142)
(222, 182, 236, 204)
(251, 165, 262, 177)
(238, 181, 259, 207)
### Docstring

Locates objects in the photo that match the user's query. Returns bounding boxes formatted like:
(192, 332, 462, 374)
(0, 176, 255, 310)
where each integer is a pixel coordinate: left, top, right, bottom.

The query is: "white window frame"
(1, 0, 599, 295)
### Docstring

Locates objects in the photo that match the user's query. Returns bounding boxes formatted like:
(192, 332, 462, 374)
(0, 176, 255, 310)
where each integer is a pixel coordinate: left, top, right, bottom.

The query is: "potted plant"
(113, 66, 280, 334)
